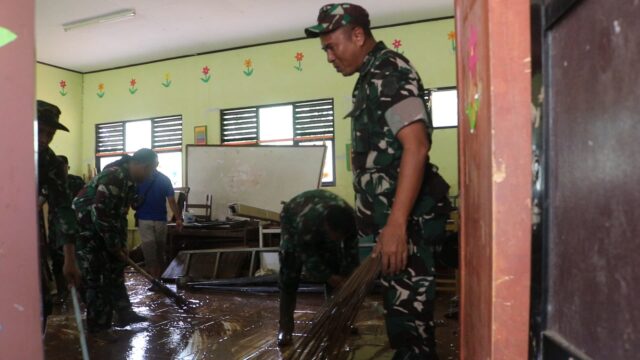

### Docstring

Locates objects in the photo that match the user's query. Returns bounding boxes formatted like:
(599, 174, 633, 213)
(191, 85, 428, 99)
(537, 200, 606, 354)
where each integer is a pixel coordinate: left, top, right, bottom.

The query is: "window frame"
(426, 86, 459, 130)
(94, 115, 184, 181)
(220, 99, 336, 187)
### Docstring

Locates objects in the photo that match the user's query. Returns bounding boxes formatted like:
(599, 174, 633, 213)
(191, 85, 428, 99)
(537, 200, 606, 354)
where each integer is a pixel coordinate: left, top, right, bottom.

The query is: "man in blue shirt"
(134, 150, 183, 280)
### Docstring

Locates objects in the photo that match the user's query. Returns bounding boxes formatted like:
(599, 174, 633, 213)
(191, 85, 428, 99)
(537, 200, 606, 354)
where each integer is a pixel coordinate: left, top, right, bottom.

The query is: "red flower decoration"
(202, 66, 210, 75)
(295, 52, 304, 62)
(392, 39, 402, 49)
(130, 79, 137, 87)
(59, 80, 67, 89)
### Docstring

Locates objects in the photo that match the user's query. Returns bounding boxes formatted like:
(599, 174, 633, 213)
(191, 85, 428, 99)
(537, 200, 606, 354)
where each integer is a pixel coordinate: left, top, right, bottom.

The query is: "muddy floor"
(44, 269, 459, 359)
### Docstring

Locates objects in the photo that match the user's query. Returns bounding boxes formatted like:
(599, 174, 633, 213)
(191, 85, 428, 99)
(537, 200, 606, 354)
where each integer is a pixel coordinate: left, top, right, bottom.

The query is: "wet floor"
(45, 269, 459, 359)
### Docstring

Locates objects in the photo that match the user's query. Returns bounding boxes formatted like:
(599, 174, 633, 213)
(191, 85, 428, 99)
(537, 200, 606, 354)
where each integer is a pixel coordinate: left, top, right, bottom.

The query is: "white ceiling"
(36, 0, 454, 73)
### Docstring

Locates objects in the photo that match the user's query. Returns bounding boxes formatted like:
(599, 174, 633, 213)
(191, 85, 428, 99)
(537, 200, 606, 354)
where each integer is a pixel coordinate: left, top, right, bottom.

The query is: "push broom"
(287, 255, 382, 360)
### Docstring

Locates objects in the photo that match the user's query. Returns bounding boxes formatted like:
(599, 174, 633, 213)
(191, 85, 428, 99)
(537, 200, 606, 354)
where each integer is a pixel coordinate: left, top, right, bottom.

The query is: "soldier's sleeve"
(372, 56, 432, 138)
(90, 170, 126, 250)
(44, 152, 78, 245)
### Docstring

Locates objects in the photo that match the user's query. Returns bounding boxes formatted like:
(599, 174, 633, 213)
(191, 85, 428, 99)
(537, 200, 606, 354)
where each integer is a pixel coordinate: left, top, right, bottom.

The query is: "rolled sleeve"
(385, 97, 429, 135)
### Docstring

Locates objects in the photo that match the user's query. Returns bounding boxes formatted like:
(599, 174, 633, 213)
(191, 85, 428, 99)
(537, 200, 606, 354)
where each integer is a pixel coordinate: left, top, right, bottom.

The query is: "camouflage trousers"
(379, 220, 441, 360)
(77, 230, 132, 332)
(278, 250, 340, 295)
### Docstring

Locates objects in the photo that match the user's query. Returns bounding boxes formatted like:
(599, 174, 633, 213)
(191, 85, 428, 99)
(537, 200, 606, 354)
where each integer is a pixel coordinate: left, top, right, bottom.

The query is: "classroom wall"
(36, 63, 84, 174)
(40, 18, 457, 203)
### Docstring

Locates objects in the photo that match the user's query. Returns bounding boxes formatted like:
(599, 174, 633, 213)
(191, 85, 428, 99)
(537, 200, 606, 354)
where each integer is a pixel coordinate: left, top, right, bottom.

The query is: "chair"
(186, 194, 213, 222)
(171, 187, 190, 222)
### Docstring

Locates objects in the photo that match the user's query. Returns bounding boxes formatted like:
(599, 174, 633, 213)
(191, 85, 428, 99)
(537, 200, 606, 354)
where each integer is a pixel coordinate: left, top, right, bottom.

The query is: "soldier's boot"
(113, 309, 148, 328)
(277, 291, 296, 347)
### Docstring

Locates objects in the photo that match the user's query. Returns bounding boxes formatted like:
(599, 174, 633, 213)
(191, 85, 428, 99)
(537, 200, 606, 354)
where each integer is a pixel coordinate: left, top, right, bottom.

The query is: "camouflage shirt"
(347, 42, 447, 236)
(38, 147, 78, 246)
(48, 173, 85, 248)
(280, 189, 359, 283)
(73, 157, 136, 250)
(67, 174, 86, 197)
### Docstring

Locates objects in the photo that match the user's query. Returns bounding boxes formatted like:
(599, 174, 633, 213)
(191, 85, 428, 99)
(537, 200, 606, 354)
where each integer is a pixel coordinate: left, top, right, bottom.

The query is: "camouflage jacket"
(48, 173, 85, 248)
(38, 147, 78, 246)
(347, 42, 450, 237)
(280, 189, 359, 282)
(73, 157, 136, 250)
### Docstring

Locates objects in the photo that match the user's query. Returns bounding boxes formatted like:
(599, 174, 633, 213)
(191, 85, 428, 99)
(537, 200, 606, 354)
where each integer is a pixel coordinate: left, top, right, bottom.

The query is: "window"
(95, 115, 183, 186)
(221, 99, 336, 186)
(425, 87, 458, 128)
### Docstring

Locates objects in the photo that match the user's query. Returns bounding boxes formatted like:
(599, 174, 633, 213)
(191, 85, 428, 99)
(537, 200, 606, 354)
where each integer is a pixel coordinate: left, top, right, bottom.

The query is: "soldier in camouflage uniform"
(306, 4, 451, 359)
(36, 100, 82, 331)
(73, 148, 156, 334)
(277, 189, 359, 347)
(48, 155, 85, 297)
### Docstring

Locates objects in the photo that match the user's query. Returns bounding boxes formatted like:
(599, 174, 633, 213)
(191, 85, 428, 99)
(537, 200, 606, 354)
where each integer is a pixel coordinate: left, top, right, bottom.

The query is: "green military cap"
(305, 3, 370, 38)
(37, 100, 69, 132)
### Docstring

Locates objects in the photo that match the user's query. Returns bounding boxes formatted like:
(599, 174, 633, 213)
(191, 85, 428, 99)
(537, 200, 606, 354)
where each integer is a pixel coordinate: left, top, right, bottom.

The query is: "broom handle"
(124, 256, 159, 284)
(70, 286, 90, 360)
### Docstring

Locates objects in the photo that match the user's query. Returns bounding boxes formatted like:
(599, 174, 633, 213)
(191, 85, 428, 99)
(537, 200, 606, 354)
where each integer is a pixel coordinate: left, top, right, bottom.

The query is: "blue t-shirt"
(135, 170, 175, 221)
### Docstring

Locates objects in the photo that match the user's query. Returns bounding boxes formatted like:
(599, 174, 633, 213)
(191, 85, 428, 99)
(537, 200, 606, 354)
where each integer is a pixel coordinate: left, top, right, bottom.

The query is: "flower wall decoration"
(162, 73, 172, 88)
(129, 78, 138, 95)
(97, 83, 105, 98)
(0, 27, 17, 48)
(200, 66, 211, 83)
(392, 39, 404, 54)
(448, 31, 457, 52)
(294, 52, 304, 72)
(59, 80, 68, 96)
(243, 59, 254, 76)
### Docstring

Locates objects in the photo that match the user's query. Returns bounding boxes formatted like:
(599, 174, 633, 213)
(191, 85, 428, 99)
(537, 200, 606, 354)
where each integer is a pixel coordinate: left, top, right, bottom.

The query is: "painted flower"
(97, 83, 105, 98)
(129, 78, 138, 95)
(448, 31, 457, 51)
(162, 72, 172, 87)
(392, 39, 402, 50)
(294, 52, 304, 71)
(243, 59, 254, 76)
(59, 80, 68, 96)
(200, 66, 211, 83)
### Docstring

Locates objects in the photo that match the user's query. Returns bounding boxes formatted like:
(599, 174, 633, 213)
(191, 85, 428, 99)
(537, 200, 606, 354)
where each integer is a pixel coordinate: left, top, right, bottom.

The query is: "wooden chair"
(186, 194, 213, 222)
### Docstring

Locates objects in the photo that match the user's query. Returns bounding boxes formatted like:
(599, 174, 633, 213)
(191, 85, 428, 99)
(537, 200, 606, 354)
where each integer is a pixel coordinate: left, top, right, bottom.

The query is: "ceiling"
(36, 0, 453, 73)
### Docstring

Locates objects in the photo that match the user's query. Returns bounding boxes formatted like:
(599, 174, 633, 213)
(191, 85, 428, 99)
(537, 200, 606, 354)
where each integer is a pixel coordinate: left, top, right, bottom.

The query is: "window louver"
(96, 122, 125, 154)
(293, 99, 334, 143)
(152, 116, 183, 149)
(221, 107, 259, 144)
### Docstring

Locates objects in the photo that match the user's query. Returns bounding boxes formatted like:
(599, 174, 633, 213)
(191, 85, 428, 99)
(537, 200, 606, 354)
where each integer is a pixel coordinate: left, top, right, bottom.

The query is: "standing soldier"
(277, 189, 359, 347)
(73, 148, 156, 337)
(48, 155, 85, 298)
(305, 4, 451, 359)
(37, 100, 82, 331)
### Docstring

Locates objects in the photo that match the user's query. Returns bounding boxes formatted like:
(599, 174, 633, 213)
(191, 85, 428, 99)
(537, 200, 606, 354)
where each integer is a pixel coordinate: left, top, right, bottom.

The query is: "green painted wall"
(36, 64, 84, 174)
(39, 18, 458, 204)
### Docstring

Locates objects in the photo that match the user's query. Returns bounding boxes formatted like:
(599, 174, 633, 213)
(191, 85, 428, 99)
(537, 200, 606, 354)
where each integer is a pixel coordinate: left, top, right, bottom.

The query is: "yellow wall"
(38, 18, 458, 203)
(36, 64, 84, 174)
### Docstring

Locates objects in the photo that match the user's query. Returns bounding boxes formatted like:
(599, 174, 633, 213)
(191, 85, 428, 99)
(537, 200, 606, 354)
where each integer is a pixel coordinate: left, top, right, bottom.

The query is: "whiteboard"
(186, 145, 326, 219)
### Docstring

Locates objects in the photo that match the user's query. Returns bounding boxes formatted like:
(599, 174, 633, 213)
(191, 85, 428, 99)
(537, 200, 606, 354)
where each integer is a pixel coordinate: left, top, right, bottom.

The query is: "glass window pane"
(258, 105, 293, 145)
(431, 89, 458, 128)
(99, 156, 121, 171)
(157, 151, 183, 187)
(300, 140, 334, 185)
(125, 120, 152, 152)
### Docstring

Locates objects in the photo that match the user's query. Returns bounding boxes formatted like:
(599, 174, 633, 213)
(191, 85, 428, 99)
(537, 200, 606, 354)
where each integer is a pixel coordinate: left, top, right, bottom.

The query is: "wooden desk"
(166, 221, 259, 260)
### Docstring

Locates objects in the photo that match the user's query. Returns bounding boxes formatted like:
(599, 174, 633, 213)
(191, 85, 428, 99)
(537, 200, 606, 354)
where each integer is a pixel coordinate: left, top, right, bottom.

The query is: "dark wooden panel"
(546, 0, 640, 358)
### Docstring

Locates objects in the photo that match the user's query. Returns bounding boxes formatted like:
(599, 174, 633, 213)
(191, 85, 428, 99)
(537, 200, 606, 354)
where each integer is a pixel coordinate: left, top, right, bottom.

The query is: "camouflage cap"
(305, 3, 370, 38)
(37, 100, 69, 132)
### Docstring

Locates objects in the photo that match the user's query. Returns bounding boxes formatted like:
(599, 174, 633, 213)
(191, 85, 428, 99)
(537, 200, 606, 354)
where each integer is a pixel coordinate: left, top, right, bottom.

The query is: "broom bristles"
(287, 255, 382, 360)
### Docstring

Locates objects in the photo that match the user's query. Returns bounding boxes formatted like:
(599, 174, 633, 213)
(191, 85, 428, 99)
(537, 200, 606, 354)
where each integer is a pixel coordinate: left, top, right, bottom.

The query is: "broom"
(287, 255, 382, 360)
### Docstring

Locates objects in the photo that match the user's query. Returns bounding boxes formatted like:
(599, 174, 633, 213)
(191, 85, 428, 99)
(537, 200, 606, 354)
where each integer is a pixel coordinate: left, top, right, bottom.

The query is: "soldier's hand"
(63, 258, 82, 288)
(376, 219, 408, 275)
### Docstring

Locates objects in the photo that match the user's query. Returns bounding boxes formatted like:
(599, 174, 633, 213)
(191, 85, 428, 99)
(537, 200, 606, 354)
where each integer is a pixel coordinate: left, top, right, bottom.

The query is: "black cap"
(37, 100, 69, 132)
(131, 148, 158, 165)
